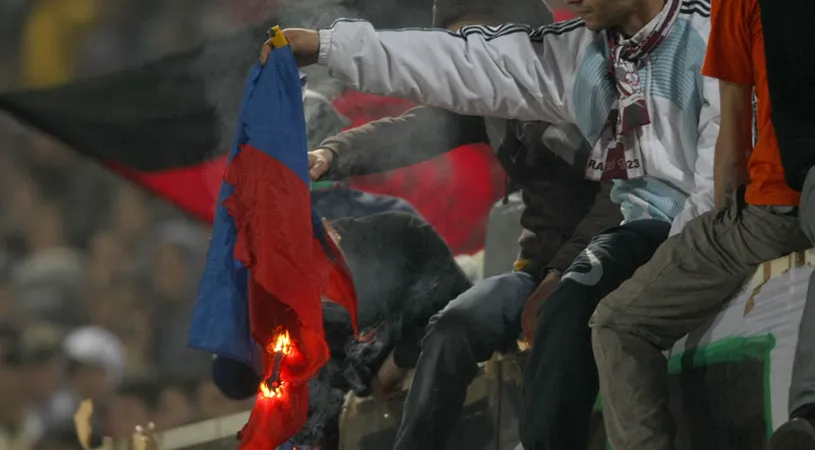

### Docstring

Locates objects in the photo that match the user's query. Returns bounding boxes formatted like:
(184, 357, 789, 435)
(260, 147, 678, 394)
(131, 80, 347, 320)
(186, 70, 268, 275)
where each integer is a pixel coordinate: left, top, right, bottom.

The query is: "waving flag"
(188, 28, 357, 449)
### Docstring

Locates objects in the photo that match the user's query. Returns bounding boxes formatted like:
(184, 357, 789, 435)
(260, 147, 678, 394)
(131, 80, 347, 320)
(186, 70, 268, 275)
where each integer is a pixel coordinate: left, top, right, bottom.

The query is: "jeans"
(393, 271, 538, 450)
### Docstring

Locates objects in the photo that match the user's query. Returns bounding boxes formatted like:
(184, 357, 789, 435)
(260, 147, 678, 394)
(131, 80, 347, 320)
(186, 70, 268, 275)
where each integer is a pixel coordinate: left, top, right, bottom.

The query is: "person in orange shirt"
(759, 0, 815, 447)
(589, 0, 813, 447)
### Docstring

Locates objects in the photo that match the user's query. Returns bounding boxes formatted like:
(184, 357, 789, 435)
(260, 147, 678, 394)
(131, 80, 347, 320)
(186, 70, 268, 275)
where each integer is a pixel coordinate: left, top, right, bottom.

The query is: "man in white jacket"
(269, 0, 719, 448)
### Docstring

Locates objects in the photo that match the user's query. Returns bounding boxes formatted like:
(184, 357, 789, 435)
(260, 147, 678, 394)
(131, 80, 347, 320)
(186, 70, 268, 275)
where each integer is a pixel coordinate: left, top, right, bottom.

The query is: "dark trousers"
(790, 168, 815, 415)
(393, 271, 539, 450)
(518, 219, 670, 450)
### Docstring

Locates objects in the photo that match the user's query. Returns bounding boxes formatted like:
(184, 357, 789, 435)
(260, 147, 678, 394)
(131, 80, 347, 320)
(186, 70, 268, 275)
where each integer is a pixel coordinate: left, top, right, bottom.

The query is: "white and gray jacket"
(316, 0, 719, 235)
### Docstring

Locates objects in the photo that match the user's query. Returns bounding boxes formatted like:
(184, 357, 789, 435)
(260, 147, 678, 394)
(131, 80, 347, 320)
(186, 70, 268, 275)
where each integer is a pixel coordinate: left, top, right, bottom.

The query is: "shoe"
(768, 418, 815, 450)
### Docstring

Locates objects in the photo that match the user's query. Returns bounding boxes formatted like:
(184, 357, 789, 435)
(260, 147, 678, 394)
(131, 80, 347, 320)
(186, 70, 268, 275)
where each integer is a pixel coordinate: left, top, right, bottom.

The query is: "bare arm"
(713, 80, 753, 208)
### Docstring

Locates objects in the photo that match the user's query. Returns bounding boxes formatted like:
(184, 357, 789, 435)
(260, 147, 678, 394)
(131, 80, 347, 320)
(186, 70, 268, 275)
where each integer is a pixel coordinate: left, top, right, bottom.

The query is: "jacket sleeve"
(319, 106, 488, 180)
(317, 20, 585, 123)
(668, 74, 719, 236)
(546, 181, 622, 274)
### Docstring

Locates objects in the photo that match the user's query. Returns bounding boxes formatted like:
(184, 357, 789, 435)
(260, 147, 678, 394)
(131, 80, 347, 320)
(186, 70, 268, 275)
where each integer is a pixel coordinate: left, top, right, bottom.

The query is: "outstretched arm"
(318, 106, 488, 180)
(314, 20, 586, 123)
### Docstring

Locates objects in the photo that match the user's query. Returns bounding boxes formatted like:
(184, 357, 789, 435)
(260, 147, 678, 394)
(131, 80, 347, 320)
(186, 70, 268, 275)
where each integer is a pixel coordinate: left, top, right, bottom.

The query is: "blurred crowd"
(0, 1, 277, 449)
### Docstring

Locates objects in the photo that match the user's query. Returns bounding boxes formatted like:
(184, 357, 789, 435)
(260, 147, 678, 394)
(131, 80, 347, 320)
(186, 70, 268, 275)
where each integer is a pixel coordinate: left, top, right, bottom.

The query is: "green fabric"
(592, 335, 777, 443)
(310, 180, 335, 191)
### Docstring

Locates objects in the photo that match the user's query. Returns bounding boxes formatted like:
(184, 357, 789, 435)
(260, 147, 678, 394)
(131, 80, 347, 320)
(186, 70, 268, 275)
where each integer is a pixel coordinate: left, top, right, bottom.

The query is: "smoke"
(189, 0, 367, 203)
(189, 0, 435, 173)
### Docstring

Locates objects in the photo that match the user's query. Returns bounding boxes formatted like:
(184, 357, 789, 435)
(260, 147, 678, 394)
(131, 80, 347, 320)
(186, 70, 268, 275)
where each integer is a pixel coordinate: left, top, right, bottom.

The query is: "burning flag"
(188, 27, 357, 449)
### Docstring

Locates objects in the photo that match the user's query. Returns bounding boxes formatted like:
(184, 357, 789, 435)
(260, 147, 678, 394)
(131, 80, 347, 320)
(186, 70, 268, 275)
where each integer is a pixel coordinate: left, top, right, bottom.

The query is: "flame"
(269, 330, 292, 355)
(259, 379, 286, 399)
(258, 329, 293, 400)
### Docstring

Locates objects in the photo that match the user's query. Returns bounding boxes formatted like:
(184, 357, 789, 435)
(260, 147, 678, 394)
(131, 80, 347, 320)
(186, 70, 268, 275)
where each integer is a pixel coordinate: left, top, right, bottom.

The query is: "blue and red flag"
(188, 29, 357, 449)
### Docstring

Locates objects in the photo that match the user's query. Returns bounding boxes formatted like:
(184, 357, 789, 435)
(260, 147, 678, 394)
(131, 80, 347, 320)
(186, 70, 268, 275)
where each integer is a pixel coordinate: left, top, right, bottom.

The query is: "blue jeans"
(393, 271, 539, 450)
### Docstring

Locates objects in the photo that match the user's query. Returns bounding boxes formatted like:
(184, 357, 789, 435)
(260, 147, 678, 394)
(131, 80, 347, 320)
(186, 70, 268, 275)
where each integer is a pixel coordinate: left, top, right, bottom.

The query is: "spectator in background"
(85, 231, 128, 290)
(32, 429, 85, 450)
(47, 327, 125, 432)
(115, 300, 155, 379)
(197, 378, 251, 419)
(12, 202, 84, 327)
(155, 379, 199, 430)
(19, 0, 98, 88)
(106, 379, 160, 439)
(144, 221, 210, 380)
(0, 325, 42, 450)
(20, 323, 66, 435)
(110, 186, 154, 251)
(0, 258, 15, 323)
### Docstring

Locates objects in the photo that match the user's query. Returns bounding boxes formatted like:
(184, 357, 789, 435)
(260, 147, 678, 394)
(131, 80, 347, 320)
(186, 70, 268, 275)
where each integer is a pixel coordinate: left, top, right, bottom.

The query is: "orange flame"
(258, 330, 292, 399)
(259, 379, 286, 399)
(269, 330, 292, 355)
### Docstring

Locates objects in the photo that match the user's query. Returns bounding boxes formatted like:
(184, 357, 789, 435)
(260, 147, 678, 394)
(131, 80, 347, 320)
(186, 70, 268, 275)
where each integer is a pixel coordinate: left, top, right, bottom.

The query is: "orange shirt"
(702, 0, 800, 206)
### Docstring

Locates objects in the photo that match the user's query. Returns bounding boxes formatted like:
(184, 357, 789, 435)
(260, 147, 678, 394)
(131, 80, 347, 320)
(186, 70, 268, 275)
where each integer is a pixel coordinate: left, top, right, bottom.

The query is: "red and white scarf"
(585, 0, 682, 181)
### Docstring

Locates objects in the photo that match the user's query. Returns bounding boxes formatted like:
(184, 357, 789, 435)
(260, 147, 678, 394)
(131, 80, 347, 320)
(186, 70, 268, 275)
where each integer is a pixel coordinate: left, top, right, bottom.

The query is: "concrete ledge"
(137, 249, 813, 449)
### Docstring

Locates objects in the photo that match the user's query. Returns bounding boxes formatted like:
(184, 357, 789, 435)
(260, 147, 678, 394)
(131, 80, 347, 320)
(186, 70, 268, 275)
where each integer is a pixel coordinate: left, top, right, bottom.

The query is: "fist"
(260, 28, 321, 67)
(308, 148, 335, 180)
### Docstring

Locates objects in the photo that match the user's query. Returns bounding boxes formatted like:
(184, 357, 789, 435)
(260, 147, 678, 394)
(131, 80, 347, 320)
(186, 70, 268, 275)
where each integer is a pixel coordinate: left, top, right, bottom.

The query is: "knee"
(589, 308, 633, 366)
(425, 308, 476, 344)
(588, 301, 617, 330)
(589, 303, 663, 353)
(589, 303, 635, 347)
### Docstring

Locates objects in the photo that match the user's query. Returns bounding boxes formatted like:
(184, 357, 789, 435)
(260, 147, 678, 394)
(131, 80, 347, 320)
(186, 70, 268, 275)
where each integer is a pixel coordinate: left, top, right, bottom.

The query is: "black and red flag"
(0, 20, 273, 222)
(0, 1, 508, 255)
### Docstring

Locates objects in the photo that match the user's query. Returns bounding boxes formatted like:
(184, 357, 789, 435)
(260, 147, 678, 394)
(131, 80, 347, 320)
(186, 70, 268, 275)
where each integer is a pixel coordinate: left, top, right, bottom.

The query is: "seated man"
(307, 9, 620, 450)
(274, 0, 719, 447)
(760, 0, 815, 447)
(213, 210, 473, 450)
(589, 0, 811, 448)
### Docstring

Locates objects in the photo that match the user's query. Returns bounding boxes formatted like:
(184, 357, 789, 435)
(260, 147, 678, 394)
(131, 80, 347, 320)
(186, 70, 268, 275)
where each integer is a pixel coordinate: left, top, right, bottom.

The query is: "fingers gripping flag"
(189, 28, 358, 449)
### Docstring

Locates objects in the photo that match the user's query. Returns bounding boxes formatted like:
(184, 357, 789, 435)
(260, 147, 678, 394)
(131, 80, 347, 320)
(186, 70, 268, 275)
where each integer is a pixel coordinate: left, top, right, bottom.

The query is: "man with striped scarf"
(306, 0, 623, 448)
(276, 0, 719, 447)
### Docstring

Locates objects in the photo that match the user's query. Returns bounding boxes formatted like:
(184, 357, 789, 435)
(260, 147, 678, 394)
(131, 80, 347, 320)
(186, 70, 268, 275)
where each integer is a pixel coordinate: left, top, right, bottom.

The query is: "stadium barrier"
(98, 249, 813, 450)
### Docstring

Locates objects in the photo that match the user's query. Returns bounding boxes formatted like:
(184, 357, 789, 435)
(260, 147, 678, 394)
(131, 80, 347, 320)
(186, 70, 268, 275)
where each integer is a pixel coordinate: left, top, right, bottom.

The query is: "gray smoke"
(190, 0, 434, 171)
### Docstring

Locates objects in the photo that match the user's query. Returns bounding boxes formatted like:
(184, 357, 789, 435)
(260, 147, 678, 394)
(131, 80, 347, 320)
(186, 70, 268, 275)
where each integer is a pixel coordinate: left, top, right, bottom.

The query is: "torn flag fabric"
(188, 35, 357, 450)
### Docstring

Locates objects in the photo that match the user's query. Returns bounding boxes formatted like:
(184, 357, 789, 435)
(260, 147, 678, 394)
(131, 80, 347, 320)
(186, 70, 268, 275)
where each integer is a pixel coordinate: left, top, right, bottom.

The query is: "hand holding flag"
(307, 149, 335, 180)
(261, 29, 321, 67)
(190, 26, 357, 450)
